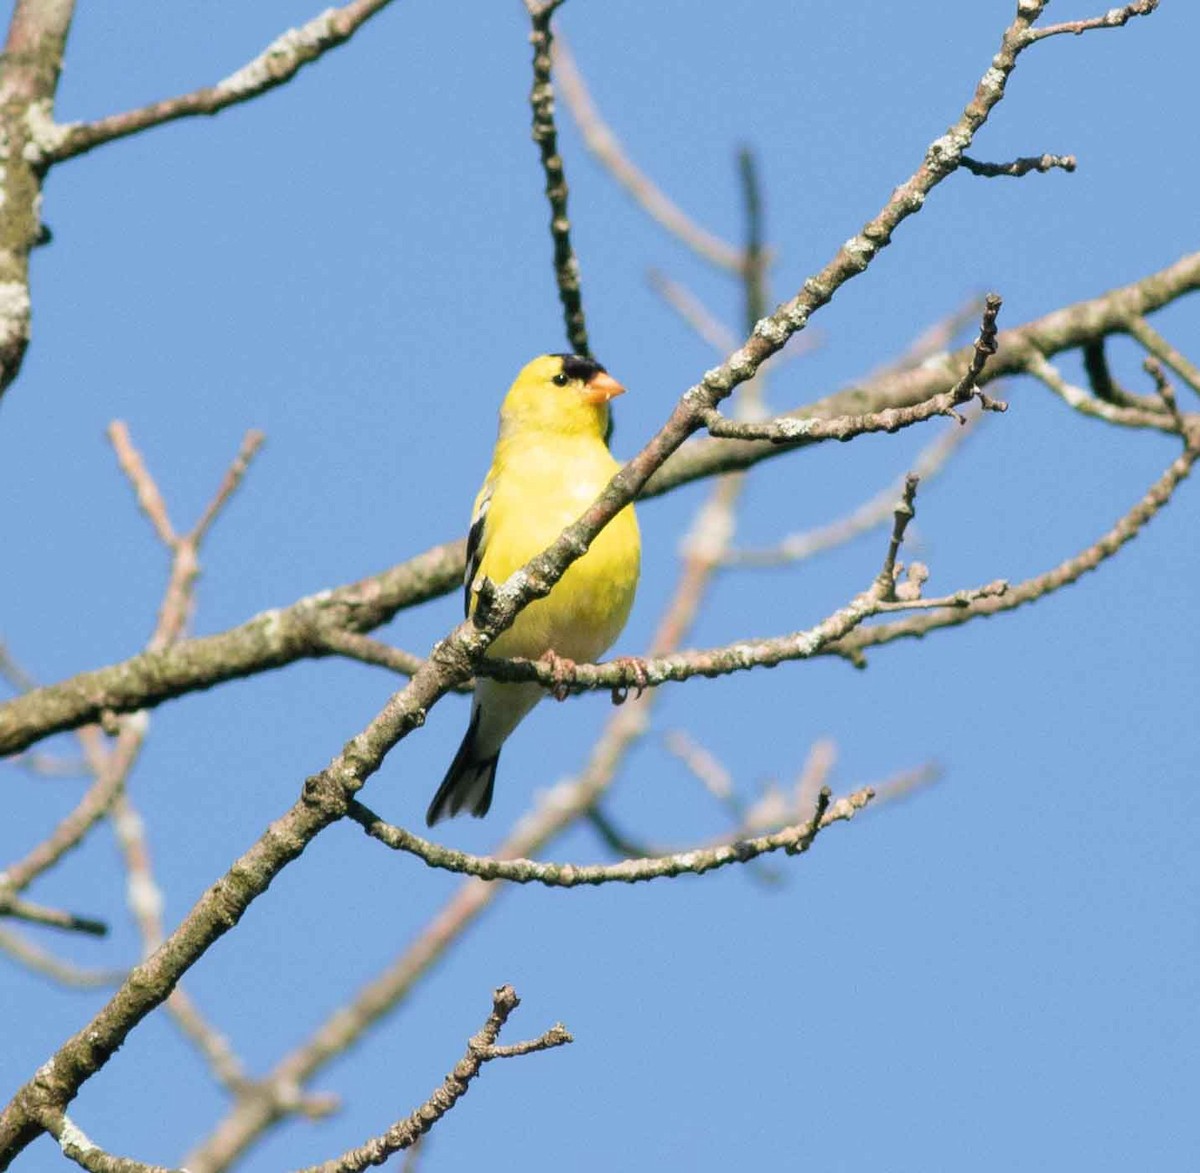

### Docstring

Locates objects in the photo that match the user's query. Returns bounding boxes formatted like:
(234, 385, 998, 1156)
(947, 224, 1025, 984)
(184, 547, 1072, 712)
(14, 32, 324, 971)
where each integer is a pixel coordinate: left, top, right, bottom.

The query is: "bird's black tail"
(426, 705, 500, 826)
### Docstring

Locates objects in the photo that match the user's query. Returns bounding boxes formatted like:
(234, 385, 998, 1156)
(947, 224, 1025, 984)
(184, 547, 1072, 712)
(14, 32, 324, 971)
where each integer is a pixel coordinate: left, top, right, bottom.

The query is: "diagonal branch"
(37, 2, 400, 166)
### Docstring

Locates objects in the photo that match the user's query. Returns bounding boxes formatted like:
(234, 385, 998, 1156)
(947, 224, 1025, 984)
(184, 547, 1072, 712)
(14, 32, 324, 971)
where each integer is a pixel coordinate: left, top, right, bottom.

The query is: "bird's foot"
(539, 649, 578, 701)
(609, 657, 650, 705)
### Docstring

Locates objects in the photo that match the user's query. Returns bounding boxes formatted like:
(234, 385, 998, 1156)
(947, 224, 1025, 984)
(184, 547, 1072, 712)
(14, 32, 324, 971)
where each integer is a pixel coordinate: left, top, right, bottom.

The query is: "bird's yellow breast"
(476, 434, 639, 664)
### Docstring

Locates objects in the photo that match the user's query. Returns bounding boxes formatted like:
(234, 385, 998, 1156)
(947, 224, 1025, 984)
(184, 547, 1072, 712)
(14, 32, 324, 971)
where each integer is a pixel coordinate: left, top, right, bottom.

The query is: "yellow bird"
(427, 354, 641, 825)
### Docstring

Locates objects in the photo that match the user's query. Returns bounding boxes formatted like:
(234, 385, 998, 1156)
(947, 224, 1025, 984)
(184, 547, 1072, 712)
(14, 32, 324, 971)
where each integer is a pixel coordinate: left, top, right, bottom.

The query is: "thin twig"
(41, 1111, 177, 1173)
(585, 805, 662, 859)
(318, 629, 473, 694)
(553, 35, 742, 272)
(190, 430, 266, 545)
(526, 1, 589, 355)
(1127, 314, 1200, 398)
(868, 761, 942, 808)
(295, 986, 570, 1173)
(108, 791, 255, 1099)
(960, 152, 1075, 177)
(828, 437, 1199, 660)
(1141, 359, 1184, 432)
(700, 295, 1005, 441)
(0, 928, 123, 989)
(643, 250, 1197, 497)
(107, 422, 177, 546)
(3, 749, 91, 779)
(1025, 0, 1157, 43)
(873, 474, 920, 600)
(0, 641, 40, 692)
(347, 786, 869, 884)
(3, 427, 265, 1099)
(725, 418, 973, 567)
(865, 295, 987, 381)
(647, 270, 737, 354)
(0, 722, 142, 897)
(38, 2, 401, 165)
(738, 146, 768, 330)
(1023, 350, 1178, 432)
(663, 728, 735, 802)
(0, 893, 106, 937)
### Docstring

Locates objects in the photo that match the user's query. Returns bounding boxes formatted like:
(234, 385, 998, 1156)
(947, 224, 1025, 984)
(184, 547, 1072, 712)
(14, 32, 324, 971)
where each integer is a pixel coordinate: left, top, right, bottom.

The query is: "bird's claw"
(539, 649, 578, 701)
(610, 656, 650, 705)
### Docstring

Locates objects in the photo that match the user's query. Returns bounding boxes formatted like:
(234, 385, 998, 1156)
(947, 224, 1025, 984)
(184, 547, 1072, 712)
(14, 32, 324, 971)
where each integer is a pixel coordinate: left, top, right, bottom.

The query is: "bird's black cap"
(554, 353, 606, 383)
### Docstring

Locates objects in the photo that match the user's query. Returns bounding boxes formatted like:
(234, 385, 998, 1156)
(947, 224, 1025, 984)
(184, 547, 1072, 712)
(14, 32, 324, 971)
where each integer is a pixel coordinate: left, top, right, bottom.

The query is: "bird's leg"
(539, 648, 578, 702)
(609, 657, 650, 705)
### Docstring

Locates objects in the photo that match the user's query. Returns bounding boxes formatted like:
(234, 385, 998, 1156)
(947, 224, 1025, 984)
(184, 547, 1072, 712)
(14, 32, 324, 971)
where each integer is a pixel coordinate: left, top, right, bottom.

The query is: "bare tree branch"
(0, 928, 122, 990)
(37, 2, 400, 166)
(43, 1112, 177, 1173)
(1127, 314, 1200, 399)
(0, 2, 1181, 1169)
(296, 985, 570, 1173)
(347, 785, 870, 884)
(1025, 0, 1157, 43)
(1022, 350, 1178, 432)
(648, 270, 738, 353)
(645, 249, 1199, 495)
(0, 723, 142, 898)
(184, 115, 787, 1173)
(319, 628, 472, 693)
(553, 35, 743, 272)
(827, 433, 1199, 661)
(960, 152, 1075, 177)
(526, 1, 589, 355)
(477, 575, 1007, 695)
(0, 0, 76, 398)
(2, 251, 1195, 760)
(0, 893, 106, 937)
(702, 294, 1005, 440)
(724, 417, 974, 568)
(107, 423, 178, 546)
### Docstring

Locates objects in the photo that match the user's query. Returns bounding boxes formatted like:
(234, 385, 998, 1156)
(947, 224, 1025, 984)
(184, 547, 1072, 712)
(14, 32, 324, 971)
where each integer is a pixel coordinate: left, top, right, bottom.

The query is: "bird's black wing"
(463, 481, 492, 618)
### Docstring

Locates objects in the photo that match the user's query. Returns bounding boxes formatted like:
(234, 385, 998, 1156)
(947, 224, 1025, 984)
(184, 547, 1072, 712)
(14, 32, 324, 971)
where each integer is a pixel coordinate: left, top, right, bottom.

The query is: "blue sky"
(2, 2, 1198, 1170)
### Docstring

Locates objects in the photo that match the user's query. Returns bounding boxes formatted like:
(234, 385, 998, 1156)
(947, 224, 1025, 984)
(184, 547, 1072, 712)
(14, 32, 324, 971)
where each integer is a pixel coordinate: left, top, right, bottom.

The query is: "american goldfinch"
(426, 354, 640, 825)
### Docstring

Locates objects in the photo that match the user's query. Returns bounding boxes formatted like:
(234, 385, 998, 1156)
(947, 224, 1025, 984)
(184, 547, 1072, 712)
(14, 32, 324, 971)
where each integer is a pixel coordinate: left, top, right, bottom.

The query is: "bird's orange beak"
(581, 370, 626, 404)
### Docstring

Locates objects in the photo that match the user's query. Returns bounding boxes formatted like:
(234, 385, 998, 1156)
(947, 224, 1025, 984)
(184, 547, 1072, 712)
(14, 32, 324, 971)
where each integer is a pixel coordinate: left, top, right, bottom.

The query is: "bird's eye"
(551, 372, 570, 387)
